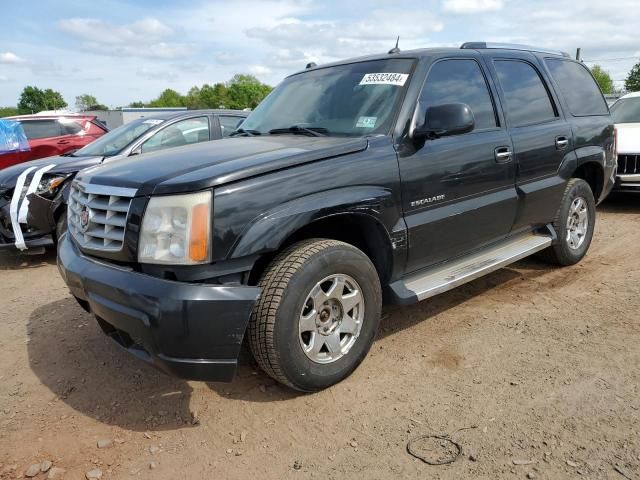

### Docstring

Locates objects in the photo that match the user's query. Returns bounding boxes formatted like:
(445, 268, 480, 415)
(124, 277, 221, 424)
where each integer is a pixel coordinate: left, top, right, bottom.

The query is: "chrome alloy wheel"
(298, 274, 365, 364)
(566, 196, 589, 250)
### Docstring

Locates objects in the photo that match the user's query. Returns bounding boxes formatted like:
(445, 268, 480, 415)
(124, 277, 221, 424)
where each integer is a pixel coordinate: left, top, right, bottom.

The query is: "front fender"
(228, 186, 395, 259)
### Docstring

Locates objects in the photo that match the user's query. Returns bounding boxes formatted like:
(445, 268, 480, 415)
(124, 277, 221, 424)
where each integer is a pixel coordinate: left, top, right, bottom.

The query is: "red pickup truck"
(0, 114, 107, 170)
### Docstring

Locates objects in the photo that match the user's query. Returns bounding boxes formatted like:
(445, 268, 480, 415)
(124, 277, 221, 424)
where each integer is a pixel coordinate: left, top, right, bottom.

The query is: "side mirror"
(414, 103, 475, 140)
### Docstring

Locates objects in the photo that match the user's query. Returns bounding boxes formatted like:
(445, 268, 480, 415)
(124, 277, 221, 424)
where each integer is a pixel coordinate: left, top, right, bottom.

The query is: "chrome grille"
(67, 181, 136, 251)
(617, 154, 640, 175)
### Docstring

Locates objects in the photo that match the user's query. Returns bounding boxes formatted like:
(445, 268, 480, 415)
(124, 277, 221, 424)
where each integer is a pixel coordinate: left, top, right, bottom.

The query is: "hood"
(77, 136, 369, 196)
(616, 122, 640, 154)
(0, 154, 104, 191)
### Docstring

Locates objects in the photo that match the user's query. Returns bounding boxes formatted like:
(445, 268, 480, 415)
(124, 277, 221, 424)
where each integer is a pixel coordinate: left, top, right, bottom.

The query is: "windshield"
(75, 118, 161, 156)
(611, 97, 640, 124)
(240, 58, 415, 137)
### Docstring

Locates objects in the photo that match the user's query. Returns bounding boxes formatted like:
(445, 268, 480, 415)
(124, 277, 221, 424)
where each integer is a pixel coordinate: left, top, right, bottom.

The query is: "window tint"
(19, 120, 62, 140)
(59, 120, 84, 135)
(141, 117, 209, 153)
(610, 97, 640, 123)
(419, 59, 496, 130)
(494, 60, 557, 127)
(219, 115, 245, 137)
(545, 59, 609, 116)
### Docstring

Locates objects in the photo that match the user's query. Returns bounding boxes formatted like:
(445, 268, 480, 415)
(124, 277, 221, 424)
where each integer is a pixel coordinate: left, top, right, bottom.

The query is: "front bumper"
(57, 233, 261, 382)
(613, 173, 640, 193)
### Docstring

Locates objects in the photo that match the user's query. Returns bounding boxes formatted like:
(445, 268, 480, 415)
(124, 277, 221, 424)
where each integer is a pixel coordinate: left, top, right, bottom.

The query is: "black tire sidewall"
(273, 245, 381, 391)
(555, 180, 596, 264)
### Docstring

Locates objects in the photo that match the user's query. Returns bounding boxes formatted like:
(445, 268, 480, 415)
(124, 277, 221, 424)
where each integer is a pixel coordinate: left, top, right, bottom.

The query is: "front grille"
(617, 154, 640, 175)
(67, 181, 136, 251)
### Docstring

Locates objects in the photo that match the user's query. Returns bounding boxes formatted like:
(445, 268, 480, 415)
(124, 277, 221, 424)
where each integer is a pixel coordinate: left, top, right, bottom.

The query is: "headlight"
(138, 191, 212, 265)
(36, 175, 70, 198)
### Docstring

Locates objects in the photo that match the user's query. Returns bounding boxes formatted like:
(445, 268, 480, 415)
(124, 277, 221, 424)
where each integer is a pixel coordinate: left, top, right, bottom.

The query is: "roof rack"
(461, 42, 570, 58)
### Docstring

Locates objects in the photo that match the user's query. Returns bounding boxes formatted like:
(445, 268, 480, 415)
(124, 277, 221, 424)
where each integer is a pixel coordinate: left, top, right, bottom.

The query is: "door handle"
(555, 136, 569, 150)
(494, 146, 513, 163)
(57, 139, 70, 145)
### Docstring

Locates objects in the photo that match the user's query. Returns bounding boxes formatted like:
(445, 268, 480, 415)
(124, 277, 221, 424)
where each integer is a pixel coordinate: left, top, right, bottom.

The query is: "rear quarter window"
(545, 58, 609, 116)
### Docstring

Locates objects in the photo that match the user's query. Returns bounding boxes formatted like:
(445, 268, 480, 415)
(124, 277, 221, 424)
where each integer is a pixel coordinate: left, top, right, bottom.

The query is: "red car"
(0, 114, 107, 170)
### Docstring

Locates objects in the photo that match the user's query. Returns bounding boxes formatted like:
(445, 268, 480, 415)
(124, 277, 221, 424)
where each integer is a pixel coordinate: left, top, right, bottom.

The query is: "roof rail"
(461, 42, 571, 58)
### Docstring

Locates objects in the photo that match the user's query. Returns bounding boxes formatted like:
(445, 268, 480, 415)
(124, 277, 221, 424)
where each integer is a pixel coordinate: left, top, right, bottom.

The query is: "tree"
(76, 94, 104, 111)
(148, 89, 185, 108)
(17, 86, 67, 114)
(625, 61, 640, 92)
(226, 74, 272, 110)
(0, 106, 19, 117)
(200, 83, 229, 108)
(590, 65, 614, 94)
(128, 101, 146, 108)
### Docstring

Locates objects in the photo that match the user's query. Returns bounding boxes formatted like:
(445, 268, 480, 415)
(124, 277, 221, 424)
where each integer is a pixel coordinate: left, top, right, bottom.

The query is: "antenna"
(388, 36, 400, 54)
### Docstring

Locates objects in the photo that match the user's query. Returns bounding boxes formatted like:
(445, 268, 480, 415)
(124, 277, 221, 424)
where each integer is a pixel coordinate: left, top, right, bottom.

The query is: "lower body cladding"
(57, 233, 261, 382)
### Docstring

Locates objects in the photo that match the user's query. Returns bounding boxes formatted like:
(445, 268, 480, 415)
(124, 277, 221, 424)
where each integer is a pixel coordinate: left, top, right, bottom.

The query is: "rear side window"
(60, 120, 84, 135)
(545, 59, 609, 116)
(20, 120, 63, 139)
(219, 115, 245, 137)
(494, 60, 557, 127)
(419, 59, 497, 130)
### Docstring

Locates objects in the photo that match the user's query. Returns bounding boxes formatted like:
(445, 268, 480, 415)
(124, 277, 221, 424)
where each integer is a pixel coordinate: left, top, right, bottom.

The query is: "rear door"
(484, 52, 572, 230)
(399, 56, 518, 273)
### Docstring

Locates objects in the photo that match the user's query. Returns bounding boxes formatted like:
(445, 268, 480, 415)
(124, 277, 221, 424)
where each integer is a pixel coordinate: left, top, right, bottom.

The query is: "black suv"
(57, 43, 616, 391)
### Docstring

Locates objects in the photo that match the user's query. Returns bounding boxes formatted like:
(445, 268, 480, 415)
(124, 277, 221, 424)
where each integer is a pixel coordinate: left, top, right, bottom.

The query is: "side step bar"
(389, 231, 553, 305)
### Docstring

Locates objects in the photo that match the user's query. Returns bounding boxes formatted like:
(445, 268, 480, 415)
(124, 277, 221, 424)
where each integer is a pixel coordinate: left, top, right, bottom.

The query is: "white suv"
(611, 92, 640, 192)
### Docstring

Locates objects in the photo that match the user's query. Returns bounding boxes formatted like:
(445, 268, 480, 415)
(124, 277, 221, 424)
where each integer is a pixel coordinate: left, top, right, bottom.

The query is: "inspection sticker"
(359, 72, 409, 86)
(356, 116, 377, 128)
(143, 119, 163, 125)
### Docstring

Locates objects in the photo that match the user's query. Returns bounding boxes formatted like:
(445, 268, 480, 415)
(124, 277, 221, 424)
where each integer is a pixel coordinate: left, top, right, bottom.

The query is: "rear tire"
(540, 178, 595, 266)
(248, 239, 382, 392)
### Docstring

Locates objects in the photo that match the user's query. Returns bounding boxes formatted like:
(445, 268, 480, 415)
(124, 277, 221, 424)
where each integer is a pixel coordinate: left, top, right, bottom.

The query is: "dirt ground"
(1, 195, 639, 480)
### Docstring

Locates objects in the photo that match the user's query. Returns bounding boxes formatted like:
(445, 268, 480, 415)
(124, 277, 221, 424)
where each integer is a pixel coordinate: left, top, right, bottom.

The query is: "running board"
(389, 232, 553, 305)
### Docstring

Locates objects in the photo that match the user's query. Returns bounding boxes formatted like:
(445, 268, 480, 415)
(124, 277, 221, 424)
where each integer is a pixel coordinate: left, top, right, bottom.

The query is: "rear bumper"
(57, 233, 261, 382)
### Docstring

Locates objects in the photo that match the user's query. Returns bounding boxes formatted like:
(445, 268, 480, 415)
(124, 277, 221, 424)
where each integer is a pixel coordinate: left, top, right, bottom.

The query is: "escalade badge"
(410, 194, 445, 207)
(79, 207, 90, 233)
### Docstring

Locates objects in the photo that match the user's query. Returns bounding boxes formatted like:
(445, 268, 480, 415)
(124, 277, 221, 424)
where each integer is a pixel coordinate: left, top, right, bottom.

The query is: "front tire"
(540, 178, 596, 266)
(248, 239, 382, 392)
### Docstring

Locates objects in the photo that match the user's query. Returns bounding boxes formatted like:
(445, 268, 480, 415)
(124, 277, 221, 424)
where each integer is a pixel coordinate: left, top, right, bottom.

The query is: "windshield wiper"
(268, 125, 328, 137)
(60, 151, 77, 157)
(229, 128, 261, 137)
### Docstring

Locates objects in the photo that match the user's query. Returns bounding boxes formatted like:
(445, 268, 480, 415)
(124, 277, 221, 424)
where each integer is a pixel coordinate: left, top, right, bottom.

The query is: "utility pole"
(576, 48, 581, 62)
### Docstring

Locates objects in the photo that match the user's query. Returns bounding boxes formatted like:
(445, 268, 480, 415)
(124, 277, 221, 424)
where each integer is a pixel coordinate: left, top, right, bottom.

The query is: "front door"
(399, 57, 517, 273)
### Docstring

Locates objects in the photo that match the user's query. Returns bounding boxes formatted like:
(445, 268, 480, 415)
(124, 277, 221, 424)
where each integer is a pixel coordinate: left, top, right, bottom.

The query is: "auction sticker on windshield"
(143, 119, 163, 125)
(356, 116, 377, 128)
(359, 73, 409, 86)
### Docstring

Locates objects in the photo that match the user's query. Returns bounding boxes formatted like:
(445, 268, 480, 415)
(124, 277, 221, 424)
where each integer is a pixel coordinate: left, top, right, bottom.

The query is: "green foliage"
(0, 106, 19, 118)
(590, 65, 614, 94)
(147, 89, 186, 108)
(17, 86, 67, 114)
(226, 74, 272, 109)
(76, 94, 100, 111)
(625, 62, 640, 92)
(132, 74, 272, 110)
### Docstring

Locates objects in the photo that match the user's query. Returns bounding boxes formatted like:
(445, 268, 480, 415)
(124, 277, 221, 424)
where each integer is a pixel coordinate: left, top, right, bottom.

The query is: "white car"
(611, 92, 640, 192)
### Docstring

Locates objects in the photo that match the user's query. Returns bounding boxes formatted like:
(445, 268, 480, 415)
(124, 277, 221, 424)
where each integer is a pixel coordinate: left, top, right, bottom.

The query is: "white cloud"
(0, 52, 25, 64)
(57, 17, 192, 59)
(248, 65, 272, 76)
(0, 75, 9, 82)
(443, 0, 504, 13)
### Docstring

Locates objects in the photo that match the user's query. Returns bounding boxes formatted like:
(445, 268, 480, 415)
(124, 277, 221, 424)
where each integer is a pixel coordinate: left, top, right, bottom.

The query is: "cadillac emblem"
(79, 206, 91, 233)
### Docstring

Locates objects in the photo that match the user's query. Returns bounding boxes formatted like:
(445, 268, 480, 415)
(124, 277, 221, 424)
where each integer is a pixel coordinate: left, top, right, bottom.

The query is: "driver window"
(418, 59, 497, 131)
(141, 117, 210, 154)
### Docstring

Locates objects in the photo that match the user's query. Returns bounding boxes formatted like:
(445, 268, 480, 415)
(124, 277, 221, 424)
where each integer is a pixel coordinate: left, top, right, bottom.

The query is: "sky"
(1, 0, 639, 109)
